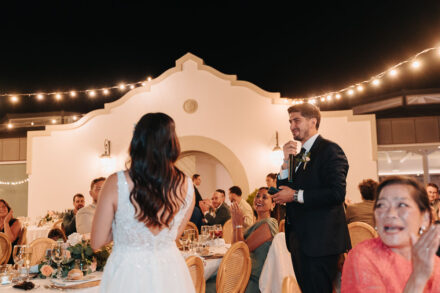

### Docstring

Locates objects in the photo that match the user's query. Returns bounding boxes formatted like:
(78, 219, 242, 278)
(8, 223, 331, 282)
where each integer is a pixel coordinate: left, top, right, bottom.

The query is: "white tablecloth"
(26, 226, 52, 244)
(0, 272, 102, 292)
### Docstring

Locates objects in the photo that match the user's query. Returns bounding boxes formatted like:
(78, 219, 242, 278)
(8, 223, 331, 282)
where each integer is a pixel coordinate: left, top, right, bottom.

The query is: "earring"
(418, 226, 426, 235)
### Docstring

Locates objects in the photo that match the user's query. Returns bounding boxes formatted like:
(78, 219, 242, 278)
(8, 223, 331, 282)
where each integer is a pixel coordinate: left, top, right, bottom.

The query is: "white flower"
(67, 233, 83, 246)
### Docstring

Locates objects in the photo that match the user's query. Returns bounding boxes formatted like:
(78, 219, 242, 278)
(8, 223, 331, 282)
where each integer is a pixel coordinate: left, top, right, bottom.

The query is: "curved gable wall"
(27, 53, 377, 217)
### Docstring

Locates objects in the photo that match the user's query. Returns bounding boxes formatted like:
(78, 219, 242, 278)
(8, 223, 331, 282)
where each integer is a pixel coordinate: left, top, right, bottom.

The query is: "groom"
(272, 103, 351, 292)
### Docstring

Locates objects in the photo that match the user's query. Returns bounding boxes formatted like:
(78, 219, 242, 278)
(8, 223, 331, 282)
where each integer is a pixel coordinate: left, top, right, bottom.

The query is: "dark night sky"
(1, 1, 440, 118)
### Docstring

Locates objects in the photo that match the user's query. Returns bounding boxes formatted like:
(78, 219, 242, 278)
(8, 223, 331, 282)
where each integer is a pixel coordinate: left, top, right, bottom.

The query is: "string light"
(119, 83, 126, 90)
(51, 119, 56, 124)
(130, 85, 135, 89)
(103, 89, 109, 95)
(70, 91, 77, 97)
(372, 79, 380, 86)
(37, 94, 44, 100)
(10, 96, 18, 103)
(348, 89, 354, 96)
(7, 123, 13, 129)
(389, 69, 398, 77)
(335, 94, 341, 99)
(0, 178, 29, 185)
(356, 85, 364, 92)
(88, 90, 96, 97)
(411, 60, 421, 69)
(55, 93, 62, 100)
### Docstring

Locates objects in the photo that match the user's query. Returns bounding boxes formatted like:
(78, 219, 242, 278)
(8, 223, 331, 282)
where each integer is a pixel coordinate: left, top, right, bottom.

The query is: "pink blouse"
(341, 237, 440, 293)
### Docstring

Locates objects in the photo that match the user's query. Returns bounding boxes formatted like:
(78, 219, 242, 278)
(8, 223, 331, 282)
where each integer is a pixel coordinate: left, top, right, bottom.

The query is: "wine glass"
(214, 224, 223, 239)
(51, 243, 65, 279)
(13, 245, 31, 281)
(180, 230, 190, 252)
(208, 226, 215, 240)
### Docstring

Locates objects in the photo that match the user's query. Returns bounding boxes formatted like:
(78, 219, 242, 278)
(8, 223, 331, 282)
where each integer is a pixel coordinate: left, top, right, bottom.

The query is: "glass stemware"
(214, 224, 223, 239)
(51, 242, 65, 279)
(13, 245, 31, 281)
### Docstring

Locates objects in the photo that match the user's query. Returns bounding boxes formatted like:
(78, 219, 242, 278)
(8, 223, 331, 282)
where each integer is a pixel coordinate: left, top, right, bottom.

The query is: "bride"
(91, 112, 195, 292)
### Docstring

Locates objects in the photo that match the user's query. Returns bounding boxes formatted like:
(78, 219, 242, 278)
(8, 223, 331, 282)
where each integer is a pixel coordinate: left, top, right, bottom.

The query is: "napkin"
(50, 275, 101, 287)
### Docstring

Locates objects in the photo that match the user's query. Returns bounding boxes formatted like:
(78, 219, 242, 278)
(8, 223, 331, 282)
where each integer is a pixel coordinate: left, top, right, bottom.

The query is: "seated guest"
(0, 199, 21, 264)
(345, 179, 378, 227)
(341, 176, 440, 292)
(200, 189, 231, 226)
(190, 206, 203, 232)
(206, 187, 278, 293)
(48, 228, 67, 242)
(62, 193, 85, 236)
(427, 183, 440, 221)
(228, 186, 254, 229)
(266, 173, 285, 222)
(76, 177, 105, 234)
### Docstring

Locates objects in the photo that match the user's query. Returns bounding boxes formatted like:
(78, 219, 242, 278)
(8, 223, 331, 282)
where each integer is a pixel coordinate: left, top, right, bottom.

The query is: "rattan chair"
(216, 241, 251, 293)
(185, 256, 205, 293)
(347, 221, 378, 248)
(17, 226, 27, 245)
(282, 276, 302, 293)
(28, 238, 56, 266)
(186, 222, 199, 240)
(222, 219, 233, 244)
(0, 232, 12, 265)
(52, 219, 63, 230)
(279, 219, 285, 233)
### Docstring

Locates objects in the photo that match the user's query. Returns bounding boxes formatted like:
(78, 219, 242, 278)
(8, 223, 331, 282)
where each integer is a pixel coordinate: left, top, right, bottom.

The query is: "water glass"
(51, 243, 65, 279)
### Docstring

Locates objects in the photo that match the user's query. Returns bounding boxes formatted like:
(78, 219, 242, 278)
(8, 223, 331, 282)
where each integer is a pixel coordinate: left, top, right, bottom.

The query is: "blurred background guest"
(345, 179, 378, 227)
(228, 186, 254, 229)
(266, 173, 285, 222)
(342, 176, 440, 292)
(62, 193, 85, 236)
(76, 177, 106, 234)
(200, 189, 231, 226)
(427, 183, 439, 222)
(48, 227, 67, 242)
(0, 199, 21, 263)
(192, 174, 203, 206)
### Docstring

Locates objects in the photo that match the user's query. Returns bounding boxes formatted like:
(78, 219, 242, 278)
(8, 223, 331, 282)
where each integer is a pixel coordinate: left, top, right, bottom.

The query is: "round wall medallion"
(183, 99, 198, 114)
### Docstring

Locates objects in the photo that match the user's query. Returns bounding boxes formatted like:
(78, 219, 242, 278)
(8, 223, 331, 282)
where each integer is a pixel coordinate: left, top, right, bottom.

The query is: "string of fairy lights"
(0, 178, 29, 185)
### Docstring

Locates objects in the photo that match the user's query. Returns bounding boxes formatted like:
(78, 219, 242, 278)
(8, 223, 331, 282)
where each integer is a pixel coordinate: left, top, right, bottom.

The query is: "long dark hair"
(128, 112, 186, 228)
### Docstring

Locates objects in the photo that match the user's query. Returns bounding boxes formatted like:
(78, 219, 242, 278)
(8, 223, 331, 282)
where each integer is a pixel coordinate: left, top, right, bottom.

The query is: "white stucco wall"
(27, 53, 377, 217)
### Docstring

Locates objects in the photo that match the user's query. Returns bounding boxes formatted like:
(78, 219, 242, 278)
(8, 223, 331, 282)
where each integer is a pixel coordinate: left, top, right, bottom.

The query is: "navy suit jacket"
(278, 135, 351, 257)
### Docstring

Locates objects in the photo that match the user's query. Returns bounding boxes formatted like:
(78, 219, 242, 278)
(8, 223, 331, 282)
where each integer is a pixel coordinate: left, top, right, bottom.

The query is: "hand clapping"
(410, 224, 440, 283)
(231, 202, 244, 227)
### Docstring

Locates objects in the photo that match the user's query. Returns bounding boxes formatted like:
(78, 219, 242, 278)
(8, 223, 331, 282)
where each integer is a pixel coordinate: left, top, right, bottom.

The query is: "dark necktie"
(295, 147, 307, 171)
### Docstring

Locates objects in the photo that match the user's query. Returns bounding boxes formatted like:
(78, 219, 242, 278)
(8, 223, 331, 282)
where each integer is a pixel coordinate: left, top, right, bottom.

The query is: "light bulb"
(357, 85, 364, 92)
(10, 96, 18, 103)
(372, 79, 380, 86)
(147, 76, 152, 81)
(335, 94, 341, 99)
(55, 94, 62, 100)
(37, 94, 44, 100)
(72, 116, 77, 121)
(7, 123, 13, 129)
(51, 119, 57, 124)
(119, 84, 126, 90)
(89, 91, 96, 97)
(348, 89, 354, 96)
(411, 60, 420, 69)
(103, 89, 109, 95)
(389, 69, 398, 76)
(70, 91, 77, 97)
(130, 85, 135, 89)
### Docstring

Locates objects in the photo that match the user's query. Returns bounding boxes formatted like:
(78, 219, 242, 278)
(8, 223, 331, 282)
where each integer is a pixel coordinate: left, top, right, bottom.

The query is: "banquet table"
(25, 225, 52, 244)
(0, 272, 102, 292)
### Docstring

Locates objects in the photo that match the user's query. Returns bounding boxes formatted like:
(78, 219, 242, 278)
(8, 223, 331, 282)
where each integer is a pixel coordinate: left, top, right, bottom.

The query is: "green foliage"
(246, 188, 258, 207)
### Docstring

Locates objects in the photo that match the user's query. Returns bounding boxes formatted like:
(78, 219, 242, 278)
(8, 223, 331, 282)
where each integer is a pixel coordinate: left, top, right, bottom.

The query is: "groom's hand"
(272, 185, 295, 204)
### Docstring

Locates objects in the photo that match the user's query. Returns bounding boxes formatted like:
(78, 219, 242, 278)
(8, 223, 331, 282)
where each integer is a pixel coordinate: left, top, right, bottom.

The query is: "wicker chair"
(282, 276, 302, 293)
(279, 219, 285, 233)
(0, 232, 12, 265)
(222, 219, 233, 244)
(185, 222, 199, 240)
(347, 222, 378, 248)
(185, 256, 205, 293)
(216, 241, 251, 293)
(28, 238, 56, 266)
(17, 226, 27, 245)
(52, 219, 63, 230)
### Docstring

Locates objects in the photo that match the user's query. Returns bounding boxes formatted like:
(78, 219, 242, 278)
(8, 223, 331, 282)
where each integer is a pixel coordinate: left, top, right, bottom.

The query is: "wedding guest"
(76, 177, 105, 234)
(345, 179, 378, 227)
(200, 189, 231, 226)
(48, 227, 67, 242)
(62, 193, 85, 236)
(228, 186, 254, 229)
(192, 174, 203, 207)
(0, 199, 21, 263)
(266, 173, 285, 222)
(206, 187, 278, 293)
(427, 183, 440, 221)
(341, 176, 440, 292)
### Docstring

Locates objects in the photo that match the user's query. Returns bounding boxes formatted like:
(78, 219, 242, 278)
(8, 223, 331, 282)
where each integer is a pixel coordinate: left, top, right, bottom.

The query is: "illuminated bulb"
(70, 91, 77, 97)
(141, 82, 146, 87)
(72, 116, 77, 121)
(7, 123, 13, 129)
(308, 99, 316, 104)
(320, 97, 325, 102)
(119, 84, 126, 90)
(147, 76, 152, 81)
(299, 100, 304, 104)
(103, 89, 109, 95)
(389, 69, 398, 76)
(30, 122, 34, 126)
(10, 96, 18, 103)
(37, 94, 44, 100)
(357, 85, 364, 92)
(411, 60, 420, 69)
(283, 99, 288, 104)
(89, 90, 96, 97)
(326, 95, 332, 101)
(372, 79, 380, 86)
(51, 119, 56, 124)
(336, 94, 341, 99)
(130, 85, 135, 89)
(55, 93, 62, 100)
(348, 89, 354, 96)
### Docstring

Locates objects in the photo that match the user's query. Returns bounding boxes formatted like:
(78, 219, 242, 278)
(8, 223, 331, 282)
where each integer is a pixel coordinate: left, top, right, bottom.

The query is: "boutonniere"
(295, 152, 311, 170)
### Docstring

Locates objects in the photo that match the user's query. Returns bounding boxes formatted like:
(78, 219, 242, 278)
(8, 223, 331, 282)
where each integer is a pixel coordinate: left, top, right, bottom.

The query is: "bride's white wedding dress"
(99, 171, 196, 293)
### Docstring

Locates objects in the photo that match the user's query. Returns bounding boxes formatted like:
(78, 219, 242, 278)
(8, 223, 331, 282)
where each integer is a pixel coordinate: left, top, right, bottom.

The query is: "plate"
(61, 274, 96, 283)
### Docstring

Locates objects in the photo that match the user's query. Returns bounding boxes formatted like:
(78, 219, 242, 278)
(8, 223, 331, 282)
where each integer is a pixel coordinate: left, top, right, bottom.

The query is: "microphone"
(288, 154, 295, 182)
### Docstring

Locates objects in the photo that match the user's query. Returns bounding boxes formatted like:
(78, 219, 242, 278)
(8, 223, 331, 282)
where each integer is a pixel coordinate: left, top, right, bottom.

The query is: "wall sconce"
(101, 139, 111, 157)
(270, 131, 284, 166)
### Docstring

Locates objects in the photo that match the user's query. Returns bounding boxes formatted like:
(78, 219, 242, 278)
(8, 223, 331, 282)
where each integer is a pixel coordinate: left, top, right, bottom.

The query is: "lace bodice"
(112, 171, 194, 250)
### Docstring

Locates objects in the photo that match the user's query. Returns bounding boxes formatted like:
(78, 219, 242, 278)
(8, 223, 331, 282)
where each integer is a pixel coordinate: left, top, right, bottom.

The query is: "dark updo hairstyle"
(48, 228, 67, 242)
(374, 176, 432, 223)
(128, 112, 185, 228)
(358, 179, 378, 201)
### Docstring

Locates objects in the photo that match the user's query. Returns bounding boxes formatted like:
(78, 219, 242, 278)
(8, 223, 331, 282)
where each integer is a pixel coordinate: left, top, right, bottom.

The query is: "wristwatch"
(293, 190, 299, 202)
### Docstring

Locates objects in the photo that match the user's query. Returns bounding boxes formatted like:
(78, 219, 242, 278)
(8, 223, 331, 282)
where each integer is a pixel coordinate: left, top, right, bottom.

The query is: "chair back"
(279, 219, 285, 233)
(28, 238, 56, 266)
(17, 226, 27, 245)
(52, 219, 63, 230)
(185, 222, 199, 240)
(282, 276, 302, 293)
(222, 219, 233, 244)
(216, 241, 251, 293)
(185, 256, 205, 293)
(0, 233, 12, 265)
(347, 221, 378, 248)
